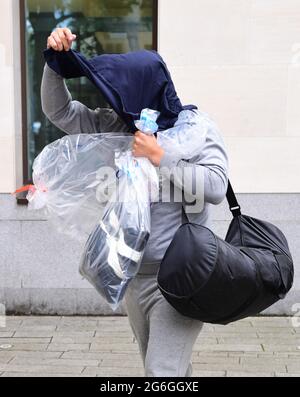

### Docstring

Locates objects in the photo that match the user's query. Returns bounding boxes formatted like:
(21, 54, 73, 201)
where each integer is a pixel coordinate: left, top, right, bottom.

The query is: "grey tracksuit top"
(41, 63, 229, 274)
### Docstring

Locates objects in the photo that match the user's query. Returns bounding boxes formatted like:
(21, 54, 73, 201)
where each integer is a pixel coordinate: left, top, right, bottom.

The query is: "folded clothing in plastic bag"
(79, 151, 154, 309)
(79, 206, 150, 306)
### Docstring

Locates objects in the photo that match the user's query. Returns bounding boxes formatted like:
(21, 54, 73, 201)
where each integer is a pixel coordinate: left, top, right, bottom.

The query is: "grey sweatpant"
(124, 272, 204, 377)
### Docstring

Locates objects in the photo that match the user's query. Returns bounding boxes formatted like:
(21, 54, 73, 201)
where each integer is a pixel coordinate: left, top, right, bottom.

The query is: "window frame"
(18, 0, 158, 204)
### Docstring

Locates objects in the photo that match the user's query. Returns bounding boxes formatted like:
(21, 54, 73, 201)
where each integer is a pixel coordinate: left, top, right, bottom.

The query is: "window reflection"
(24, 0, 156, 179)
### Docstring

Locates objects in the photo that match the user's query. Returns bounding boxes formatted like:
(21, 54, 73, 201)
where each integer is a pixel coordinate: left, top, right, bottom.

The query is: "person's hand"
(132, 131, 165, 167)
(47, 28, 77, 52)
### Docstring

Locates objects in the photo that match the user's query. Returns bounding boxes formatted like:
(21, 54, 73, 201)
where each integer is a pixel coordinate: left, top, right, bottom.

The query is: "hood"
(43, 48, 197, 132)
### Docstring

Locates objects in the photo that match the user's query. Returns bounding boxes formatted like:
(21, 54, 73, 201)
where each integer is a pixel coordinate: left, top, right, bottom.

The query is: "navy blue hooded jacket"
(43, 48, 197, 132)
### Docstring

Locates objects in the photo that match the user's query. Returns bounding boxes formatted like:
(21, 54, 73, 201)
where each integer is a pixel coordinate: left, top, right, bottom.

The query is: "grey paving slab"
(90, 343, 139, 352)
(83, 366, 144, 377)
(51, 336, 134, 345)
(52, 331, 95, 338)
(20, 318, 62, 326)
(195, 352, 229, 358)
(0, 372, 89, 377)
(192, 356, 240, 364)
(0, 338, 51, 344)
(9, 357, 100, 367)
(47, 343, 90, 352)
(15, 326, 57, 332)
(193, 370, 226, 377)
(13, 331, 57, 338)
(0, 351, 61, 359)
(226, 371, 275, 377)
(219, 337, 300, 344)
(196, 344, 264, 352)
(196, 362, 286, 372)
(262, 344, 299, 352)
(0, 357, 13, 364)
(61, 351, 141, 361)
(1, 344, 49, 351)
(0, 364, 84, 374)
(0, 332, 15, 338)
(286, 363, 300, 373)
(0, 316, 298, 377)
(100, 359, 143, 369)
(276, 372, 300, 377)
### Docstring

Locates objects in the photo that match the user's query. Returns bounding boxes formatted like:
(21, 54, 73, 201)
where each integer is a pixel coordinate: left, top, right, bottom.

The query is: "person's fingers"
(132, 141, 141, 156)
(69, 34, 77, 46)
(62, 27, 74, 42)
(57, 28, 70, 51)
(51, 31, 64, 51)
(137, 132, 155, 143)
(47, 28, 77, 51)
(62, 28, 77, 47)
(47, 36, 58, 50)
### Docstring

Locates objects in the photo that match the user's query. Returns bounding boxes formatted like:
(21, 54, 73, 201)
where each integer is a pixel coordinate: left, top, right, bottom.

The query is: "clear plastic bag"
(79, 110, 161, 309)
(79, 151, 156, 309)
(27, 109, 209, 239)
(157, 109, 211, 159)
(25, 108, 211, 309)
(27, 133, 135, 240)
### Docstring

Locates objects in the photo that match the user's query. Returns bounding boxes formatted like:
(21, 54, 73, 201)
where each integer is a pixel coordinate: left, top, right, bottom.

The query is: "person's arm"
(160, 152, 228, 205)
(41, 62, 100, 134)
(132, 128, 229, 205)
(41, 27, 130, 134)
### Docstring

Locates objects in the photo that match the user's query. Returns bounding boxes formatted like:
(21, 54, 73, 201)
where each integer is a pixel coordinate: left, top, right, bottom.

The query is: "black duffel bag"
(157, 181, 294, 325)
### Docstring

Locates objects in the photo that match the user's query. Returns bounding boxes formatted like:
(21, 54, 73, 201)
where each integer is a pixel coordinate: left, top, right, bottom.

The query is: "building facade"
(0, 0, 299, 315)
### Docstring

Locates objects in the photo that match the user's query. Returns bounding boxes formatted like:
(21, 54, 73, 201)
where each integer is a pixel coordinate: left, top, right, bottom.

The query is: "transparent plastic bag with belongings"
(79, 109, 161, 309)
(26, 133, 139, 240)
(22, 108, 213, 309)
(79, 150, 158, 309)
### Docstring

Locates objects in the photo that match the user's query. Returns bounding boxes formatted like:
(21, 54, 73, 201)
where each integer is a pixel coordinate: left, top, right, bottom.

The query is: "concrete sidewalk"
(0, 316, 299, 377)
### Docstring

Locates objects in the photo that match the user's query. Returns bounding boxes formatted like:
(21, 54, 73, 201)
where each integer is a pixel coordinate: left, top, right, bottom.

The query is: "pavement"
(0, 316, 299, 377)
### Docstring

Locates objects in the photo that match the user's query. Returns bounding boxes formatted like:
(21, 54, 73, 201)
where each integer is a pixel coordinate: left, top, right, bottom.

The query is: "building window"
(19, 0, 158, 186)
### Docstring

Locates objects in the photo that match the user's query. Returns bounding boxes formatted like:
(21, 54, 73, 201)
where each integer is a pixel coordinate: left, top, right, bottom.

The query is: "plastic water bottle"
(134, 108, 161, 135)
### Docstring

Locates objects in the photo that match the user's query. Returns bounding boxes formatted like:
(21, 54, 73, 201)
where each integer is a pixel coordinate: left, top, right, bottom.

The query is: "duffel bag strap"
(226, 179, 241, 217)
(181, 205, 189, 224)
(181, 179, 241, 222)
